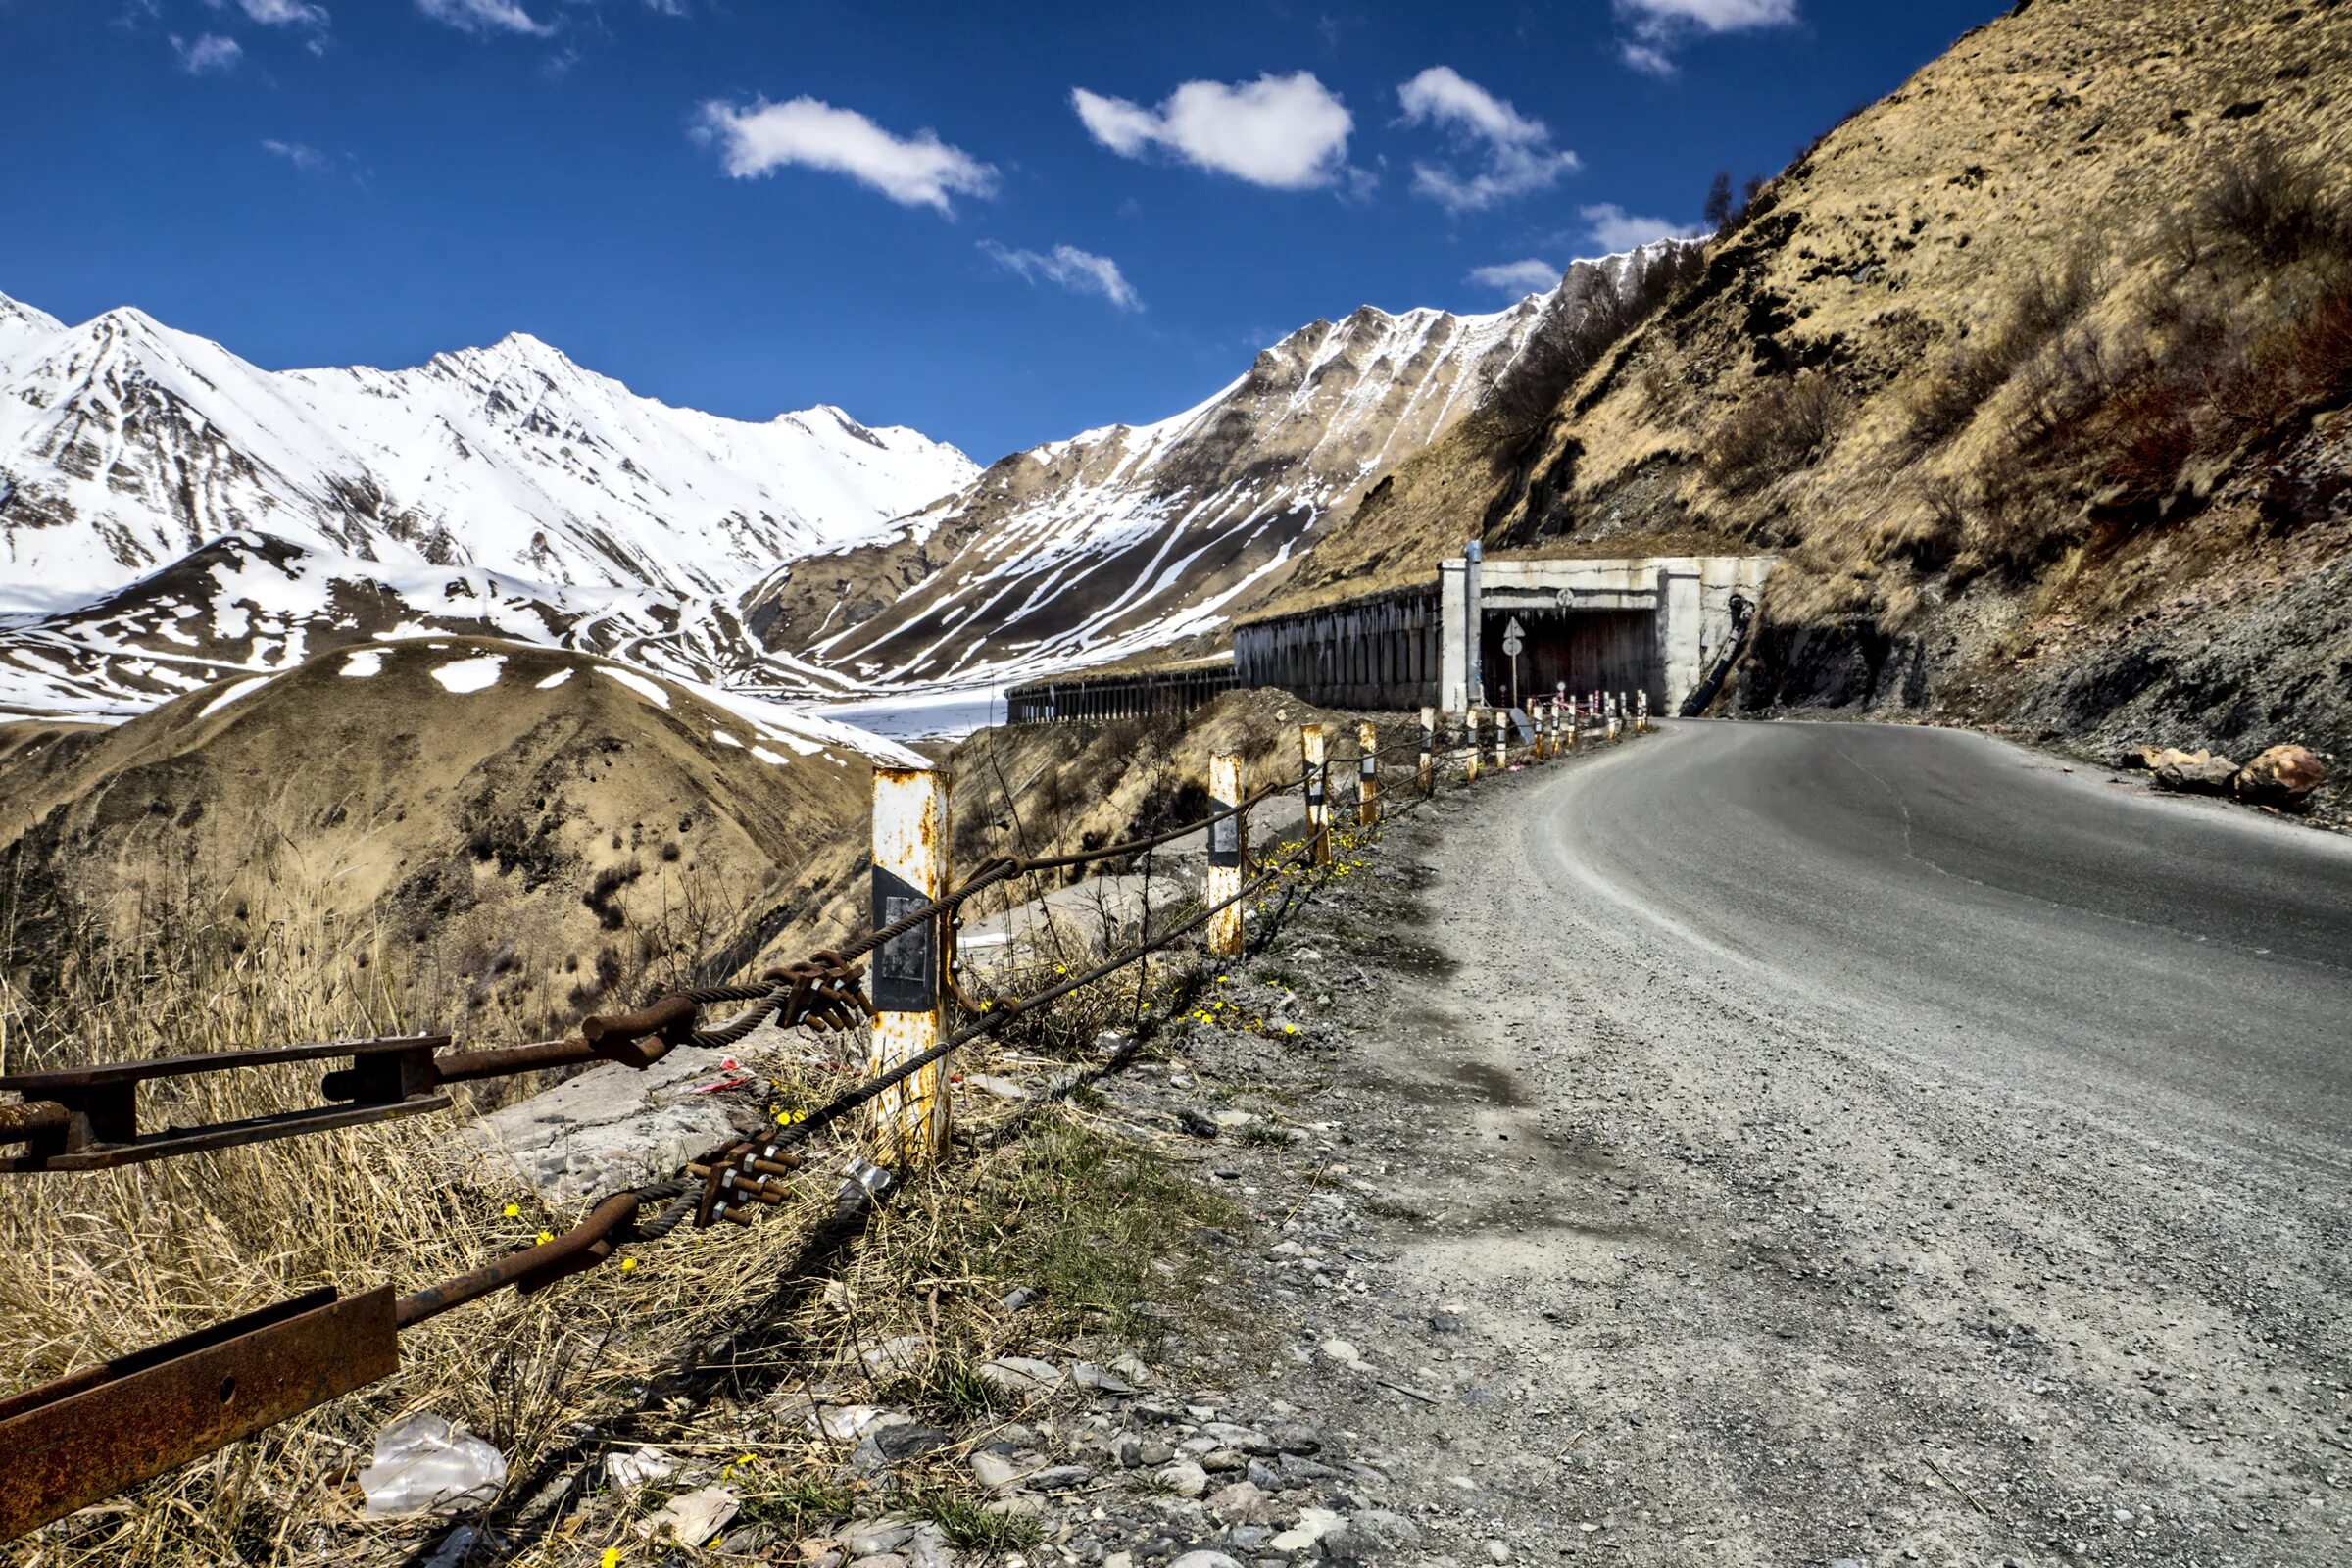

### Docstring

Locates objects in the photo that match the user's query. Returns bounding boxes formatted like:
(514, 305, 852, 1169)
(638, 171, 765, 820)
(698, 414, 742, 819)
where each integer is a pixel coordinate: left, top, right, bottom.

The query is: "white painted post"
(1464, 710, 1482, 785)
(1302, 724, 1331, 865)
(1637, 689, 1649, 734)
(1418, 706, 1435, 796)
(868, 766, 950, 1165)
(1356, 721, 1381, 826)
(1567, 696, 1580, 753)
(1207, 752, 1245, 957)
(1493, 707, 1510, 771)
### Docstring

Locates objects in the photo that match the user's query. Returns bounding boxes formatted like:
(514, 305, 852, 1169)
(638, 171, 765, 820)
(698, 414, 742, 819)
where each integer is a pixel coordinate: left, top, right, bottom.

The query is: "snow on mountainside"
(741, 249, 1681, 691)
(0, 289, 975, 612)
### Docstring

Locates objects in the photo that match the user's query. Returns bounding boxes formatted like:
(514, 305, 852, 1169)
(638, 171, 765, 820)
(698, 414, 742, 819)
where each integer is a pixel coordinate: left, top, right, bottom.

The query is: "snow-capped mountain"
(0, 289, 975, 612)
(740, 250, 1676, 690)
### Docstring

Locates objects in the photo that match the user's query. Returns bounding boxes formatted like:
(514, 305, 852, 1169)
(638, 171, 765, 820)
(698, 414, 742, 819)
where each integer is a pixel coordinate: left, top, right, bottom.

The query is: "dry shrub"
(1706, 370, 1849, 492)
(1903, 249, 2100, 452)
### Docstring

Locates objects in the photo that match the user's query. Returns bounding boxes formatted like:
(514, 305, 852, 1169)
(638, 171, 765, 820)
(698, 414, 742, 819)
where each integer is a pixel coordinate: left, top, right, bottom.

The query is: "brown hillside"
(0, 638, 876, 1035)
(1291, 0, 2352, 763)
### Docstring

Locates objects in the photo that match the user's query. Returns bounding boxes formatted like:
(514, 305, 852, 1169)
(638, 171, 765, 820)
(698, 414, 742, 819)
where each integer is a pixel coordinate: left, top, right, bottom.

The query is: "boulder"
(2153, 756, 2240, 796)
(2233, 744, 2328, 808)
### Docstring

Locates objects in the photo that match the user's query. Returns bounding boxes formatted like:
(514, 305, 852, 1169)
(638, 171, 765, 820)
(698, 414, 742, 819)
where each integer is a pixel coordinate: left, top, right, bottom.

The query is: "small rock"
(1207, 1481, 1274, 1525)
(873, 1423, 951, 1462)
(979, 1356, 1066, 1395)
(841, 1518, 916, 1556)
(1268, 1506, 1345, 1551)
(1485, 1540, 1511, 1564)
(1175, 1107, 1220, 1138)
(970, 1450, 1045, 1492)
(1263, 1421, 1324, 1455)
(1155, 1459, 1210, 1497)
(1028, 1464, 1094, 1491)
(1139, 1437, 1176, 1466)
(1320, 1338, 1365, 1368)
(997, 1285, 1037, 1312)
(1073, 1360, 1137, 1396)
(1165, 1554, 1245, 1568)
(963, 1072, 1031, 1101)
(2154, 756, 2240, 795)
(1429, 1312, 1465, 1334)
(1246, 1457, 1285, 1492)
(2234, 744, 2328, 808)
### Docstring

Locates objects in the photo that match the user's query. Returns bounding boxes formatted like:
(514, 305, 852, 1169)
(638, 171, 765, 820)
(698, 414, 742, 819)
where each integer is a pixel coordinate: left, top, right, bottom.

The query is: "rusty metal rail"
(0, 763, 1342, 1543)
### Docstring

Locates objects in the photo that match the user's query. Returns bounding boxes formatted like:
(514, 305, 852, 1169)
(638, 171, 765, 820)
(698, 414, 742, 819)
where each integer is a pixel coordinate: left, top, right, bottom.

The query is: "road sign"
(1501, 615, 1525, 658)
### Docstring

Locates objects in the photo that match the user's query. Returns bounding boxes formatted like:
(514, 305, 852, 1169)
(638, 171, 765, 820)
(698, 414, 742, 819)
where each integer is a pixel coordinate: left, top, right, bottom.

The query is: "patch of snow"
(597, 666, 671, 709)
(535, 667, 575, 689)
(198, 674, 274, 717)
(750, 746, 790, 765)
(710, 730, 743, 748)
(339, 649, 385, 678)
(431, 655, 506, 694)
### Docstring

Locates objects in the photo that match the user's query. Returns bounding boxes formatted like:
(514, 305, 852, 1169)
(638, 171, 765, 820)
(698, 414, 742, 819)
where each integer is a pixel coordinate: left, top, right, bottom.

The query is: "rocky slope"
(1329, 0, 2352, 766)
(740, 252, 1681, 692)
(0, 288, 974, 612)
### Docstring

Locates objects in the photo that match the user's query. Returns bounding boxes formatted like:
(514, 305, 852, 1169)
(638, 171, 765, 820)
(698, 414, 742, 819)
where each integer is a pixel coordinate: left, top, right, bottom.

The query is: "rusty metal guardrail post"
(867, 765, 951, 1165)
(1356, 721, 1380, 826)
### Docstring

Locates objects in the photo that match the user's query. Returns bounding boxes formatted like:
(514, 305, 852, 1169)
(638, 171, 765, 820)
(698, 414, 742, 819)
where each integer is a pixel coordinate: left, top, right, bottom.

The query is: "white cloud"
(1071, 73, 1353, 191)
(262, 138, 331, 172)
(1467, 259, 1562, 294)
(979, 241, 1141, 311)
(218, 0, 328, 25)
(1579, 202, 1706, 253)
(171, 32, 243, 73)
(1615, 0, 1798, 74)
(694, 97, 997, 214)
(416, 0, 553, 35)
(1397, 66, 1579, 212)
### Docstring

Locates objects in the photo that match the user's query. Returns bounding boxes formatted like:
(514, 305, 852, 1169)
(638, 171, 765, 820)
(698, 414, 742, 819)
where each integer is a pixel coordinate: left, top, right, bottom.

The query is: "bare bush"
(1706, 370, 1849, 491)
(1903, 249, 2100, 452)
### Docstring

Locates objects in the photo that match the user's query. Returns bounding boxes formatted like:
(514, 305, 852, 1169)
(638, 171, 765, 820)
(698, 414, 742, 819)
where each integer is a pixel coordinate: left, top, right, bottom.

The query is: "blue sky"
(3, 0, 1999, 464)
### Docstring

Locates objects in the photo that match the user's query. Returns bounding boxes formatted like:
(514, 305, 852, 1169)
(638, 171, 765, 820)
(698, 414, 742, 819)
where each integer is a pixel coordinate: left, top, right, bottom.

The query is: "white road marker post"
(868, 765, 950, 1166)
(1301, 724, 1331, 866)
(1606, 696, 1619, 745)
(1207, 752, 1246, 958)
(1418, 707, 1436, 796)
(1493, 707, 1510, 772)
(1464, 710, 1482, 785)
(1638, 689, 1650, 734)
(1357, 721, 1381, 827)
(1566, 696, 1580, 753)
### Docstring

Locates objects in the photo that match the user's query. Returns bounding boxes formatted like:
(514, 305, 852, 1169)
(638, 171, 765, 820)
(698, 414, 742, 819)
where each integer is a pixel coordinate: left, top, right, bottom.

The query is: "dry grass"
(0, 882, 875, 1567)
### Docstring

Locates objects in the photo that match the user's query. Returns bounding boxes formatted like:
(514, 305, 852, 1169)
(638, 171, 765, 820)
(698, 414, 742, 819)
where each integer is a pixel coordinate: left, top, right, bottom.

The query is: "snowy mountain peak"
(0, 284, 979, 608)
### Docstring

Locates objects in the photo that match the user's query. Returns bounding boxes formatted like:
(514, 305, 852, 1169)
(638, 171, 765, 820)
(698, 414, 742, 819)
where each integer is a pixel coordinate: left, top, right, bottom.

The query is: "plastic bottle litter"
(358, 1413, 508, 1517)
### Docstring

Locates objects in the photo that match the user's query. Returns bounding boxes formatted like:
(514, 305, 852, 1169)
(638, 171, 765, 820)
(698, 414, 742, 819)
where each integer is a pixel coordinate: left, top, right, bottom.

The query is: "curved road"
(1352, 718, 2352, 1565)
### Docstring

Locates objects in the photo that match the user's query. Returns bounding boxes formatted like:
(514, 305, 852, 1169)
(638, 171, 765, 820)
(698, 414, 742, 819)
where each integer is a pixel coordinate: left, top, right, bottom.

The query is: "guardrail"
(0, 697, 1653, 1544)
(1004, 666, 1239, 724)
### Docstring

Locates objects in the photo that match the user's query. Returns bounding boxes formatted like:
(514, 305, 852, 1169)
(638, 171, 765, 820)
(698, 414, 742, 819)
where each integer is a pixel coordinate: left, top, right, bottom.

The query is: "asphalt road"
(1546, 720, 2352, 1168)
(1309, 719, 2352, 1565)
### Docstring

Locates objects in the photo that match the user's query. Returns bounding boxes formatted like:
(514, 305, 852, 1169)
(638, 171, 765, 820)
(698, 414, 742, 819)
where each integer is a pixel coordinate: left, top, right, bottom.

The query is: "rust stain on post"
(1356, 722, 1380, 826)
(1418, 707, 1435, 796)
(1207, 753, 1246, 957)
(1465, 711, 1481, 785)
(868, 765, 950, 1166)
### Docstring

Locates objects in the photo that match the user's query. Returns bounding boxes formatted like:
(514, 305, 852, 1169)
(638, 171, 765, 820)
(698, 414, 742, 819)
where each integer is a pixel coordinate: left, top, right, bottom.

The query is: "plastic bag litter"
(602, 1446, 678, 1490)
(639, 1486, 739, 1545)
(358, 1414, 508, 1517)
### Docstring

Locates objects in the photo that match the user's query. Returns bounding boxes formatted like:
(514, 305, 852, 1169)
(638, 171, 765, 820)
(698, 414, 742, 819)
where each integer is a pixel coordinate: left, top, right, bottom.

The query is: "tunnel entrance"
(1478, 608, 1659, 710)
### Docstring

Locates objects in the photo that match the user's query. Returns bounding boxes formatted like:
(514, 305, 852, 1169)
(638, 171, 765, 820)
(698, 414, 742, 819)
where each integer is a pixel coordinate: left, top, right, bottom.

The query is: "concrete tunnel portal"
(1232, 550, 1774, 716)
